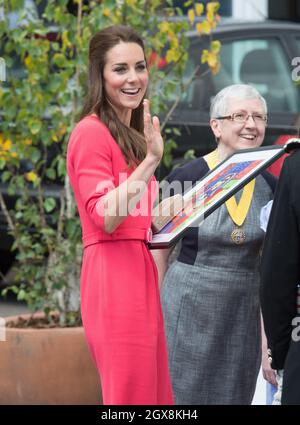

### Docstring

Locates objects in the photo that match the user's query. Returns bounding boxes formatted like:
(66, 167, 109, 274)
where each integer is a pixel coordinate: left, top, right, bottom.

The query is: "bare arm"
(261, 312, 277, 386)
(151, 247, 173, 289)
(104, 99, 163, 234)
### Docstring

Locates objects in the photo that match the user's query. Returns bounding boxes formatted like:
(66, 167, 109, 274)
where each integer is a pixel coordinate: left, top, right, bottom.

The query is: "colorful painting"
(150, 145, 288, 248)
(159, 160, 261, 235)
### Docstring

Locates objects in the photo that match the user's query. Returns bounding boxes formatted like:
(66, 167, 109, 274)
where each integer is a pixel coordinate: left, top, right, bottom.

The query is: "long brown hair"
(81, 25, 147, 166)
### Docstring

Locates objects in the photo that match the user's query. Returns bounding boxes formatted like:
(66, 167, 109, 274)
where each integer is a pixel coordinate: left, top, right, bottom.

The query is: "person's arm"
(259, 201, 277, 385)
(151, 247, 173, 289)
(260, 157, 300, 370)
(103, 99, 163, 233)
(261, 312, 277, 386)
(71, 100, 163, 234)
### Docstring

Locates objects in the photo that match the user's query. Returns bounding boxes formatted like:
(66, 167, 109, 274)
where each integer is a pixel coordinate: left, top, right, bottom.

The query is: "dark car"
(165, 20, 300, 162)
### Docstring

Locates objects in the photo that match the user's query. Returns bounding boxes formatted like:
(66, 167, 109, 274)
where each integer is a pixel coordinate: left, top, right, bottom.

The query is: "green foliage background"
(0, 0, 220, 325)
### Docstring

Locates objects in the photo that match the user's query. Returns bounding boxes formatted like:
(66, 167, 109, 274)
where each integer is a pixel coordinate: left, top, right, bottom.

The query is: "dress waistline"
(83, 227, 153, 248)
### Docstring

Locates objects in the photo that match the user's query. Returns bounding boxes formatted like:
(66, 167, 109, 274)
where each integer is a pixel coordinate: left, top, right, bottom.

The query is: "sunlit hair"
(81, 25, 147, 166)
(210, 84, 267, 118)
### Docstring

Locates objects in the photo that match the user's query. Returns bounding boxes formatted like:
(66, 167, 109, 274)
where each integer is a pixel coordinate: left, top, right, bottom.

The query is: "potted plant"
(0, 0, 220, 404)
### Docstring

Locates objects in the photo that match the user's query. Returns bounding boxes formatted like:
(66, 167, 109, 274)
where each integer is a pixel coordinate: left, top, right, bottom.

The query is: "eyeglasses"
(215, 112, 268, 124)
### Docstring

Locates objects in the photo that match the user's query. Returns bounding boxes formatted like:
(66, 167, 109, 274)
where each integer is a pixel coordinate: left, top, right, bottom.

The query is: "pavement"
(0, 296, 267, 405)
(0, 296, 29, 318)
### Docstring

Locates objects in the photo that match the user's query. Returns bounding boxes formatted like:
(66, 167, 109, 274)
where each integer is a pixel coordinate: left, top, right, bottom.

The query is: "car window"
(215, 38, 299, 113)
(295, 38, 300, 56)
(182, 36, 300, 114)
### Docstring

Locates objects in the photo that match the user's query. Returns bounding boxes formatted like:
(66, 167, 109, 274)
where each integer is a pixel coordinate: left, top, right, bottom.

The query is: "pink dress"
(67, 115, 174, 405)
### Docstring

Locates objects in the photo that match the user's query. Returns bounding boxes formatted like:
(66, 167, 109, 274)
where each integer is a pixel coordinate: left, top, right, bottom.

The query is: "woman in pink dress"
(67, 25, 174, 405)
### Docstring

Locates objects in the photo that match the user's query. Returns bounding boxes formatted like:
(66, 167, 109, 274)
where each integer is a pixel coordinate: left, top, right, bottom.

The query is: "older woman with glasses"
(153, 84, 277, 405)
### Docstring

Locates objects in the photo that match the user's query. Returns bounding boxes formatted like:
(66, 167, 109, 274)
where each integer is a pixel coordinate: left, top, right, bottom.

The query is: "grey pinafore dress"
(161, 159, 275, 405)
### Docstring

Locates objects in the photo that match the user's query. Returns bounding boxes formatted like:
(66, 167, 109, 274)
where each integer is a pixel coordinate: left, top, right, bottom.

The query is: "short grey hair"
(210, 84, 267, 119)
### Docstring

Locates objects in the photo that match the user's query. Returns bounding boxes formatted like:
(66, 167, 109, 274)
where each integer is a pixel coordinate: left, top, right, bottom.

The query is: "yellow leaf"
(207, 1, 220, 14)
(62, 31, 72, 51)
(203, 21, 211, 34)
(201, 20, 211, 34)
(126, 0, 136, 6)
(201, 49, 209, 63)
(207, 9, 214, 22)
(188, 8, 195, 25)
(103, 7, 110, 17)
(59, 125, 67, 137)
(53, 53, 65, 66)
(166, 49, 175, 63)
(212, 63, 220, 75)
(207, 52, 218, 68)
(24, 138, 32, 145)
(171, 36, 179, 49)
(159, 21, 170, 33)
(11, 152, 18, 158)
(51, 124, 67, 143)
(26, 171, 38, 182)
(3, 139, 12, 151)
(195, 3, 204, 16)
(196, 22, 203, 34)
(24, 55, 33, 70)
(201, 49, 220, 74)
(211, 40, 221, 53)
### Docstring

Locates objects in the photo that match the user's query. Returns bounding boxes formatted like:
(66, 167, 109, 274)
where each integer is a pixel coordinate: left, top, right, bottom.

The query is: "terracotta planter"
(0, 315, 102, 405)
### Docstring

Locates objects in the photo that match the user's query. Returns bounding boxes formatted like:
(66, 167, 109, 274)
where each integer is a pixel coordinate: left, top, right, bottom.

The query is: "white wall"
(232, 0, 268, 21)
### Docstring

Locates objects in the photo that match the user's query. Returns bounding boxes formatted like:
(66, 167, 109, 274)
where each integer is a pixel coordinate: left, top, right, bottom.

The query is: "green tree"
(0, 0, 220, 326)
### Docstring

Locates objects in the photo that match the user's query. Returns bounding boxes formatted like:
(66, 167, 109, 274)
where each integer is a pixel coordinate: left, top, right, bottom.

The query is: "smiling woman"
(209, 85, 268, 158)
(153, 84, 277, 405)
(67, 25, 174, 405)
(103, 42, 148, 125)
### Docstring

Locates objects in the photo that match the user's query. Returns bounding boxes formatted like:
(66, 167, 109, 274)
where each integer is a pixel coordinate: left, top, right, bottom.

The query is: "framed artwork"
(150, 139, 300, 248)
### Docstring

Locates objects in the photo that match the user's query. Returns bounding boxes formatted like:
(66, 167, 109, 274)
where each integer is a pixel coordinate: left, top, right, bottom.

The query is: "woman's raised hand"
(143, 99, 164, 163)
